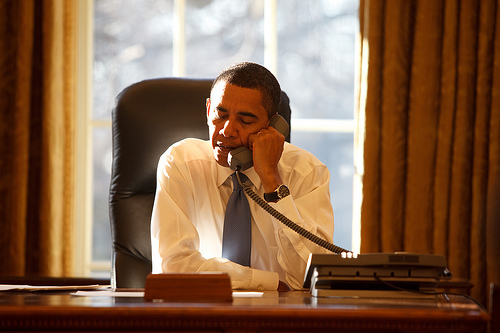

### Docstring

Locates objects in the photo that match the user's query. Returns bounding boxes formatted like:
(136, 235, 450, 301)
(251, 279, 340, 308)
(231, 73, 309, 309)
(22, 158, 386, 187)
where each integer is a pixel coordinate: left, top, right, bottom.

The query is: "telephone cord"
(235, 171, 350, 254)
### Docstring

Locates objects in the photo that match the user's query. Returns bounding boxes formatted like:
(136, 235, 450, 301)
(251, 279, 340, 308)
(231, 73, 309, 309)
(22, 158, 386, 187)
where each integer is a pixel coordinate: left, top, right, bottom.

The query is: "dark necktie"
(222, 173, 251, 266)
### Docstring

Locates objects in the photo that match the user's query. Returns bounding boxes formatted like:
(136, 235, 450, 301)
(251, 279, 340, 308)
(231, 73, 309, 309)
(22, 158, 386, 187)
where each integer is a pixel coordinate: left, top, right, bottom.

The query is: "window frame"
(75, 0, 94, 276)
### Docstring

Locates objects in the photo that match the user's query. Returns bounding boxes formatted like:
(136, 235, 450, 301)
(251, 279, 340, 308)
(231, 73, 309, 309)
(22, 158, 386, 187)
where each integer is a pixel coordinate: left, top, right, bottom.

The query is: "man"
(151, 62, 334, 290)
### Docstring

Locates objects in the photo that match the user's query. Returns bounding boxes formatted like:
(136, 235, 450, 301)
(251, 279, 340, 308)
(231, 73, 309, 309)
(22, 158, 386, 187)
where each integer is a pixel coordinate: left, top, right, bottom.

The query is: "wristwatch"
(264, 184, 290, 202)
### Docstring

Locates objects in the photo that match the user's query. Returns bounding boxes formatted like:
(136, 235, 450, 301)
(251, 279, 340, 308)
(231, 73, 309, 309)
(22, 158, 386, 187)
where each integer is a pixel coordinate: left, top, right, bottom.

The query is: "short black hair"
(211, 62, 281, 119)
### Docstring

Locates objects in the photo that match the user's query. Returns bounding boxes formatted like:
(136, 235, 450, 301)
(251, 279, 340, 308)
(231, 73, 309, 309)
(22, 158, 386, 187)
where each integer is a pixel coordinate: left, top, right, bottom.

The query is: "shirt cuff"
(248, 269, 279, 291)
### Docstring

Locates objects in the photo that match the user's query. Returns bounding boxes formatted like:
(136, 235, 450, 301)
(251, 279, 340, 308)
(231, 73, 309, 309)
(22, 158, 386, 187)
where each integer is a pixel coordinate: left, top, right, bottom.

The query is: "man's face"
(206, 80, 269, 167)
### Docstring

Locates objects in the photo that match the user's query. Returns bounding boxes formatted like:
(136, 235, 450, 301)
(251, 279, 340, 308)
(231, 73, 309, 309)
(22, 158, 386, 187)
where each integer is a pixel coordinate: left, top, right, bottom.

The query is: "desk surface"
(0, 290, 489, 333)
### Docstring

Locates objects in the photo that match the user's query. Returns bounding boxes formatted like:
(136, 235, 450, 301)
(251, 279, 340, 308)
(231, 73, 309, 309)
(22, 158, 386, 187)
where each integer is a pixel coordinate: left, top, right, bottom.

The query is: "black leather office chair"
(109, 77, 291, 288)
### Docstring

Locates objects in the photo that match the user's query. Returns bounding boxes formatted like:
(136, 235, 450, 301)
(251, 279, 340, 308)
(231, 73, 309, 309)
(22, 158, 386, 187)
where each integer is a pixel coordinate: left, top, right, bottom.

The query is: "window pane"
(293, 131, 354, 250)
(92, 127, 112, 261)
(278, 0, 358, 120)
(278, 0, 358, 250)
(93, 0, 174, 120)
(185, 0, 264, 77)
(93, 0, 175, 265)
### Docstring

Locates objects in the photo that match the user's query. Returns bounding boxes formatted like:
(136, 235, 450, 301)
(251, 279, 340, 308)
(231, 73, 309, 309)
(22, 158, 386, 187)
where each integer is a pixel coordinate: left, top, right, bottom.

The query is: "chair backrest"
(109, 77, 291, 288)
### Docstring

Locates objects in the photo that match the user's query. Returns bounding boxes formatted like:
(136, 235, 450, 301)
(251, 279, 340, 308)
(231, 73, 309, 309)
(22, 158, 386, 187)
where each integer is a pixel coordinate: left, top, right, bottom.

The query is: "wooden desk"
(0, 290, 488, 332)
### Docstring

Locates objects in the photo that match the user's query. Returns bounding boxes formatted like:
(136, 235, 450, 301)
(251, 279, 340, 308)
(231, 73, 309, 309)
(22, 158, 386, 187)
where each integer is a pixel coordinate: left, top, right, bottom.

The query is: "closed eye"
(238, 112, 259, 125)
(213, 107, 229, 120)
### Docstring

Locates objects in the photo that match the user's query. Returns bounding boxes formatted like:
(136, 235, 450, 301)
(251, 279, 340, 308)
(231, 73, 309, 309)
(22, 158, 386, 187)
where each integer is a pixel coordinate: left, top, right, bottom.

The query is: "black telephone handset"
(228, 114, 290, 171)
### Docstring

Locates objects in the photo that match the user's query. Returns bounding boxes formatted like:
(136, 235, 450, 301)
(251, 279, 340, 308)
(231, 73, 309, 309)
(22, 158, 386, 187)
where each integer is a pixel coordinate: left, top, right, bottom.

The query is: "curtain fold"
(0, 0, 76, 276)
(358, 0, 500, 307)
(487, 0, 500, 297)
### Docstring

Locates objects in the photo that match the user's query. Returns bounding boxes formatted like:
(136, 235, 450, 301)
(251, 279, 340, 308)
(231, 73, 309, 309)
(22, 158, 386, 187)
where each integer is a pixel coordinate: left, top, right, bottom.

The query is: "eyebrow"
(237, 111, 259, 119)
(215, 106, 228, 113)
(215, 107, 259, 120)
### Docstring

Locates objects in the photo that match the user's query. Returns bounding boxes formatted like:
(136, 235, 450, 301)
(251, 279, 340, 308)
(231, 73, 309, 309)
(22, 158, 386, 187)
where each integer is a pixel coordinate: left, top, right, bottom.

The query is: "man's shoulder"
(162, 138, 212, 162)
(280, 143, 328, 178)
(170, 138, 210, 150)
(282, 143, 324, 166)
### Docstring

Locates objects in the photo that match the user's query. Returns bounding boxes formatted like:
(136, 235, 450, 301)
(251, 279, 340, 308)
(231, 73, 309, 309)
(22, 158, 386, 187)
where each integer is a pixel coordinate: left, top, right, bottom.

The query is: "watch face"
(278, 184, 290, 198)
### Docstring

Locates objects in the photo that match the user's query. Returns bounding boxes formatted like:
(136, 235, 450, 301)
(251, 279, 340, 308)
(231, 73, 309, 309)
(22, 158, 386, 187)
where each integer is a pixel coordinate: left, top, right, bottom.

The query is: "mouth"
(215, 142, 238, 153)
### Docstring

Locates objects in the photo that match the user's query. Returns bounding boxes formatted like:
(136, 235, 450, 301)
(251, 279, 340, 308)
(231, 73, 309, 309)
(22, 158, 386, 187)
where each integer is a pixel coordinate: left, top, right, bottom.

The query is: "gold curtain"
(357, 0, 500, 306)
(0, 0, 76, 276)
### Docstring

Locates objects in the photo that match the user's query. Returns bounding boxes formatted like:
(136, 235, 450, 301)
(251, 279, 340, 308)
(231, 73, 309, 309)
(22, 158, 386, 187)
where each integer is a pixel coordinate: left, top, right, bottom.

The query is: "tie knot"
(231, 172, 247, 190)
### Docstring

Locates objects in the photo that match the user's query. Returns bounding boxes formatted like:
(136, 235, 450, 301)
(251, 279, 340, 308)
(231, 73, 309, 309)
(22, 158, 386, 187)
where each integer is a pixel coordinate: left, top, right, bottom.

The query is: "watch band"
(264, 184, 290, 202)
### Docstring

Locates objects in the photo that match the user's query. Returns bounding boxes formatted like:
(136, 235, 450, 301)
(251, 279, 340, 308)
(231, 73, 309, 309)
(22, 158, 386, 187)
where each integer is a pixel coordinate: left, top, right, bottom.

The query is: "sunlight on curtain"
(0, 0, 77, 276)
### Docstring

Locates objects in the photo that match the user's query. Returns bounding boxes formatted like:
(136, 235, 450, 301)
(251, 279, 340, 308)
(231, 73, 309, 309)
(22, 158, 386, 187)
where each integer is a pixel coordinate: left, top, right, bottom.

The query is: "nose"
(221, 119, 238, 138)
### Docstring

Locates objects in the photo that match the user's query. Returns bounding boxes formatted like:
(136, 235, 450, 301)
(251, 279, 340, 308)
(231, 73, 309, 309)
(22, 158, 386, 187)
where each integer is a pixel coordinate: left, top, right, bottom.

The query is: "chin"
(214, 153, 230, 168)
(216, 159, 230, 168)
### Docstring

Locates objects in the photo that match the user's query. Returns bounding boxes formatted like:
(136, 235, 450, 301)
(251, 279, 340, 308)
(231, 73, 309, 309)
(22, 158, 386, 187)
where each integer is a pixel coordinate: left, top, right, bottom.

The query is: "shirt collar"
(215, 162, 262, 190)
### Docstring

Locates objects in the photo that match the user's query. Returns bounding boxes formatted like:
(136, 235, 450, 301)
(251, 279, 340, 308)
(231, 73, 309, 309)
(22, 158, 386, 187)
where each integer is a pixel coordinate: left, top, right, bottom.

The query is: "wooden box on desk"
(143, 272, 232, 302)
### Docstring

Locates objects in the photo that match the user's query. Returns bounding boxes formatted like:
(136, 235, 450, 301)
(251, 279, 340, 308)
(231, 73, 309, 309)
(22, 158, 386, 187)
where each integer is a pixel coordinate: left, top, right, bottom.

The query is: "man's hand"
(248, 126, 285, 193)
(277, 280, 291, 292)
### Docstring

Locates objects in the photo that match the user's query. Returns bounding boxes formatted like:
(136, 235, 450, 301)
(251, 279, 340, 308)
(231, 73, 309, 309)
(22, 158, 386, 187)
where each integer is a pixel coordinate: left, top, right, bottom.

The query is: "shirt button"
(258, 286, 263, 291)
(297, 245, 303, 251)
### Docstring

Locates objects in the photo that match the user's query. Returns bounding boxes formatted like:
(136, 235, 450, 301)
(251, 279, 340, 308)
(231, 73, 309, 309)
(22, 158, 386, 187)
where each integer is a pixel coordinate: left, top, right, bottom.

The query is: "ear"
(206, 98, 211, 119)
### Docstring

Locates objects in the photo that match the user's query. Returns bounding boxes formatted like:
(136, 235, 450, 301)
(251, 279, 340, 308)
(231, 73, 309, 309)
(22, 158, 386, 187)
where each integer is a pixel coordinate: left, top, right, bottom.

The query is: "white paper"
(0, 284, 109, 292)
(72, 290, 145, 297)
(232, 291, 264, 297)
(71, 290, 264, 298)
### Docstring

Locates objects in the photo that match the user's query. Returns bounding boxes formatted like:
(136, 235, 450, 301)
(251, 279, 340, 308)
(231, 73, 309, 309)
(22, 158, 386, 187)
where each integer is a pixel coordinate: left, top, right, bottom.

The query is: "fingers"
(249, 127, 284, 149)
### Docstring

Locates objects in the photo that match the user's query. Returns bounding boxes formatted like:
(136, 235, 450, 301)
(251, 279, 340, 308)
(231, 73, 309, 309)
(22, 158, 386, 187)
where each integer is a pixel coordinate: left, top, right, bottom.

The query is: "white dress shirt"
(151, 138, 334, 290)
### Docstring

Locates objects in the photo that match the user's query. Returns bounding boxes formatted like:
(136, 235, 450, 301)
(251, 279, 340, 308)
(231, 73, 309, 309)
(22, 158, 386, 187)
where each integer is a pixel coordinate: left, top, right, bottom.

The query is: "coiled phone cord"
(236, 171, 351, 254)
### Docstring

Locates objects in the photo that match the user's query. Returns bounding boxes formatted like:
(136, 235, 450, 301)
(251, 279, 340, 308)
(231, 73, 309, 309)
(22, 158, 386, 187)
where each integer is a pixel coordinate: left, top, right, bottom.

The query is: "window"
(80, 0, 359, 276)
